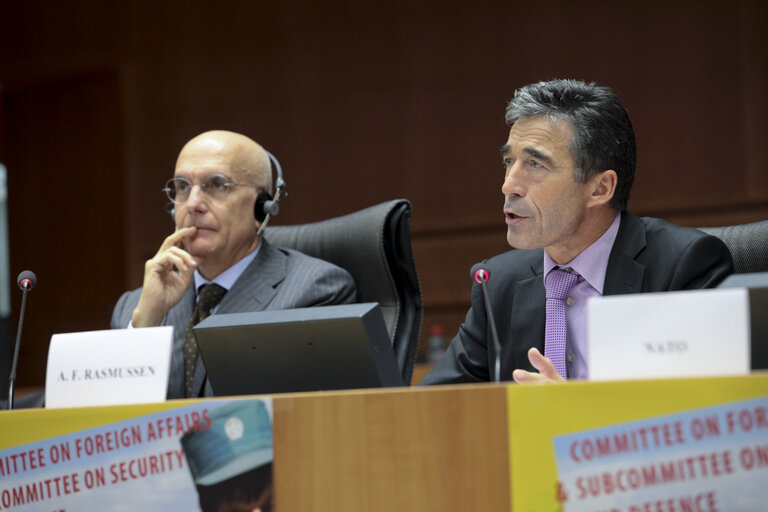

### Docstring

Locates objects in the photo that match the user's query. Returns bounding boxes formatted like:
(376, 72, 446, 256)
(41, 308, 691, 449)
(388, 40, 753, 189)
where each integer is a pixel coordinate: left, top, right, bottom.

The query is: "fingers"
(512, 368, 548, 384)
(161, 246, 197, 274)
(528, 347, 562, 379)
(148, 227, 198, 273)
(144, 246, 197, 278)
(157, 226, 196, 253)
(133, 229, 200, 328)
(512, 347, 565, 384)
(143, 233, 197, 299)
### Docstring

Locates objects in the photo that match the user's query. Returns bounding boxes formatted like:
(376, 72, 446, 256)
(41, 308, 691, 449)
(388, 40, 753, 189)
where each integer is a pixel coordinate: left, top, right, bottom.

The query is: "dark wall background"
(1, 0, 766, 388)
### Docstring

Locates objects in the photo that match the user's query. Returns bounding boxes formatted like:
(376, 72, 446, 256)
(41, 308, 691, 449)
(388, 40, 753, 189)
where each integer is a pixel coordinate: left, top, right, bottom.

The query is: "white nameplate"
(587, 288, 749, 381)
(45, 326, 173, 408)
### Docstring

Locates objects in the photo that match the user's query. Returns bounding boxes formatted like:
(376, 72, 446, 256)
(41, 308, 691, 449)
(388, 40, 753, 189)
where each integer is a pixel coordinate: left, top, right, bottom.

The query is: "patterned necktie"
(183, 283, 227, 397)
(544, 268, 580, 380)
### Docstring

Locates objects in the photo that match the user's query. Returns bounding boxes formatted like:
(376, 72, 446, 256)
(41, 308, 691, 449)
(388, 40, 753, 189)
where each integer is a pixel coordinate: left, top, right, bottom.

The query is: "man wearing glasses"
(111, 130, 356, 399)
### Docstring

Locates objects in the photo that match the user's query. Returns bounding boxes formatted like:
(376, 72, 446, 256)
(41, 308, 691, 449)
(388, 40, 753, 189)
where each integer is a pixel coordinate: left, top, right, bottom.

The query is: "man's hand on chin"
(132, 226, 198, 327)
(512, 347, 566, 384)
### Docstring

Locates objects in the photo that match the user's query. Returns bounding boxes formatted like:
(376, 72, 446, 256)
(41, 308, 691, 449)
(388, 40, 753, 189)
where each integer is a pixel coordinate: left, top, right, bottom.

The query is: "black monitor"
(193, 303, 404, 396)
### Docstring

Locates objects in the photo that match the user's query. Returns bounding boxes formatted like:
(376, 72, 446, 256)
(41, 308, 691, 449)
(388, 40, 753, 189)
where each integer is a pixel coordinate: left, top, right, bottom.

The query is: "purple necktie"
(544, 268, 580, 380)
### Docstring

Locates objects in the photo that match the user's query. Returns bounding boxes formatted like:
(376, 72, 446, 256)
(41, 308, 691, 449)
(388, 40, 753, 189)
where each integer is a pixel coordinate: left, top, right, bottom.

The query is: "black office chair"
(265, 199, 424, 384)
(699, 220, 768, 274)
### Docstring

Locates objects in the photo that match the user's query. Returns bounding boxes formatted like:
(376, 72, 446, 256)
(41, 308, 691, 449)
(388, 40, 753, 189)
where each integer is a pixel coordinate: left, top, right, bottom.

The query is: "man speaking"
(422, 79, 733, 385)
(112, 130, 356, 398)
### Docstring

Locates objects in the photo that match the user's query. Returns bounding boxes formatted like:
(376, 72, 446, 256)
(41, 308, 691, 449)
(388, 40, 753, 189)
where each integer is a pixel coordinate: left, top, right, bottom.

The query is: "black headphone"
(167, 149, 287, 236)
(255, 150, 287, 236)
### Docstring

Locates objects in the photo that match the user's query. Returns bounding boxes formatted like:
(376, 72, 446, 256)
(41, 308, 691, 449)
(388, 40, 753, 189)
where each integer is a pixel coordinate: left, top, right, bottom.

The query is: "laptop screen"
(193, 303, 404, 396)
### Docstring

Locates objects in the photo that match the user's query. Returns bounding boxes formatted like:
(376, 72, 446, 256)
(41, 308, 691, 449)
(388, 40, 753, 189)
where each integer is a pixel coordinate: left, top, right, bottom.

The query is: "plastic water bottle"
(426, 324, 446, 364)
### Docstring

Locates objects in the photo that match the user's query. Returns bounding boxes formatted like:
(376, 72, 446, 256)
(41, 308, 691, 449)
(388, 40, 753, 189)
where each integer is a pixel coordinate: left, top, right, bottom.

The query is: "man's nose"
(502, 163, 526, 197)
(185, 183, 208, 209)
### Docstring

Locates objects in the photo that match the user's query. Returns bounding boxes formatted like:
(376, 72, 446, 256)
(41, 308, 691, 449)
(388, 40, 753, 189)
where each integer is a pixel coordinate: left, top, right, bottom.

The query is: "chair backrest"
(699, 220, 768, 274)
(264, 199, 423, 384)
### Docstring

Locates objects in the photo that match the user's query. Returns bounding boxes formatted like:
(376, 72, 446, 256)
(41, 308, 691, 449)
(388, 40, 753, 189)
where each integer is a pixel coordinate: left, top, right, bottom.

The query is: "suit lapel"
(166, 285, 196, 399)
(604, 211, 646, 295)
(507, 258, 545, 372)
(217, 240, 287, 314)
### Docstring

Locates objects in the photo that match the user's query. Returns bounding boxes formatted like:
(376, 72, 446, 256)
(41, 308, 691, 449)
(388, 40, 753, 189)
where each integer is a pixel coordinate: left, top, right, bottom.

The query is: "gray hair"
(505, 79, 636, 211)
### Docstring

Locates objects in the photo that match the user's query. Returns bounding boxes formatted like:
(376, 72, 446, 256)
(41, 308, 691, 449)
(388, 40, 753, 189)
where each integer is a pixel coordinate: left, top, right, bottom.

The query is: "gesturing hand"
(512, 347, 566, 384)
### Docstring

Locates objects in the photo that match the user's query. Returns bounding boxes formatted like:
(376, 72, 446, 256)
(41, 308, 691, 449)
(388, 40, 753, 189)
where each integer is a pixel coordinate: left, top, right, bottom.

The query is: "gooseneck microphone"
(8, 270, 37, 410)
(471, 263, 502, 383)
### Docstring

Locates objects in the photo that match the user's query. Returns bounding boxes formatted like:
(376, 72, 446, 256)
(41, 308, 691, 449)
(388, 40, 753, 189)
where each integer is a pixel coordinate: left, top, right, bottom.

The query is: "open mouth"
(505, 211, 528, 224)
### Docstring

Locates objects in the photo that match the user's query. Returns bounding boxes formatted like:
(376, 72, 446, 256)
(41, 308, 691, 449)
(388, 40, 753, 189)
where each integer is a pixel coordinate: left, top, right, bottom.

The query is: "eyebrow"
(524, 147, 554, 166)
(499, 144, 554, 166)
(174, 172, 232, 180)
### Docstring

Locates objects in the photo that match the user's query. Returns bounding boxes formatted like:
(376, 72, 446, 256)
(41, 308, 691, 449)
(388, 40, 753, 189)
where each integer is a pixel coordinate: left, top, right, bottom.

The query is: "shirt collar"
(543, 211, 621, 294)
(193, 241, 262, 295)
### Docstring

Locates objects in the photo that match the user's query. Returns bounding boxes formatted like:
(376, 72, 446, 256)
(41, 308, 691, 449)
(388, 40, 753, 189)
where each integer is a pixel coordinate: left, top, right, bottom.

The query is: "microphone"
(470, 263, 502, 383)
(18, 271, 36, 291)
(472, 266, 489, 285)
(7, 270, 37, 410)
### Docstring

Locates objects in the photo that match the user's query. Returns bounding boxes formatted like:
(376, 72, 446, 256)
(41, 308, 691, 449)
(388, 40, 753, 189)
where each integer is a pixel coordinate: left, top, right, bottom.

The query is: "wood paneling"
(2, 73, 124, 385)
(274, 384, 510, 511)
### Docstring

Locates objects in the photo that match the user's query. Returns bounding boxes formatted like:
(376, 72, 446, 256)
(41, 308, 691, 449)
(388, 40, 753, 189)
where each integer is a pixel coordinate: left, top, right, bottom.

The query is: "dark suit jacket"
(111, 240, 357, 398)
(421, 212, 734, 385)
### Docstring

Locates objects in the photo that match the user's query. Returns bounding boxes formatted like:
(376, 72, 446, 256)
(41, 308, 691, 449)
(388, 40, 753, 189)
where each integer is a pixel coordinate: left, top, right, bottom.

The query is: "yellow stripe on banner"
(0, 399, 206, 450)
(506, 373, 768, 511)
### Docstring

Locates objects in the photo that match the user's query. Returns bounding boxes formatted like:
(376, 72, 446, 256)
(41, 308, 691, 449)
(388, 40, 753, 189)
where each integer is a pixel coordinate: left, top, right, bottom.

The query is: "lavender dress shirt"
(543, 212, 621, 379)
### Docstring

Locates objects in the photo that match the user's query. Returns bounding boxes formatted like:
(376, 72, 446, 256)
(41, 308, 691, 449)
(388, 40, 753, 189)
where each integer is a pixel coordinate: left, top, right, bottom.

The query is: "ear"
(587, 169, 617, 207)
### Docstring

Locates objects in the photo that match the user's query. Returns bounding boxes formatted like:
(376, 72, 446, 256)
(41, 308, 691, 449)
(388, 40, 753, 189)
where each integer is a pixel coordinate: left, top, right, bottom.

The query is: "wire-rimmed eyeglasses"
(162, 174, 261, 204)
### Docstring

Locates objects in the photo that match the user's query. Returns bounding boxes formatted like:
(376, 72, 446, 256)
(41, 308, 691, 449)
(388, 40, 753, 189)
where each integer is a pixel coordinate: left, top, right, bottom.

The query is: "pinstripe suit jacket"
(111, 240, 357, 398)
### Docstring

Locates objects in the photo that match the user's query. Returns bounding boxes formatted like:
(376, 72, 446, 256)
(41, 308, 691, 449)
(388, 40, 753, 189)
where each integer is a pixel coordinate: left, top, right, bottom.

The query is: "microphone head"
(263, 199, 280, 217)
(17, 270, 37, 291)
(470, 263, 490, 284)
